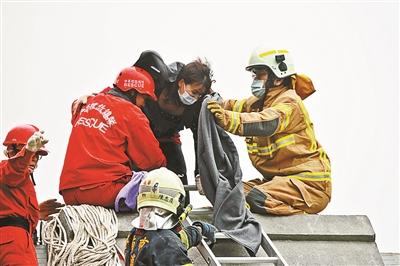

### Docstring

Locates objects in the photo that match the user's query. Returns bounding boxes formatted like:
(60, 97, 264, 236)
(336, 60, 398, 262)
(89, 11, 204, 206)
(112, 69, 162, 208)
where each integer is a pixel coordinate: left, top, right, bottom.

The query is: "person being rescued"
(59, 66, 166, 208)
(125, 167, 216, 266)
(207, 48, 331, 215)
(0, 124, 64, 266)
(71, 51, 214, 205)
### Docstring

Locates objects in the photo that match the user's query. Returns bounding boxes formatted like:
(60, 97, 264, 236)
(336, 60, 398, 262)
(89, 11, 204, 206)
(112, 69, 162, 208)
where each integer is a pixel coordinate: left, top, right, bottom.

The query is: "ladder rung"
(190, 207, 213, 215)
(217, 256, 279, 263)
(215, 232, 229, 239)
(185, 211, 288, 266)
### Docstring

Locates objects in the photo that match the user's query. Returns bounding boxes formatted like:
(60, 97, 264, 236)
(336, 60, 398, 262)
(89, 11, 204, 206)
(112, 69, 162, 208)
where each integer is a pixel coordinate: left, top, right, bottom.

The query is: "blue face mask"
(251, 79, 266, 98)
(179, 90, 197, 105)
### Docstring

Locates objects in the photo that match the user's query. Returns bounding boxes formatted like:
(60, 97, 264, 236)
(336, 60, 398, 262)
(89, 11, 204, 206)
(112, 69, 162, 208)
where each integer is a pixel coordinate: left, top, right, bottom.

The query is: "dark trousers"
(159, 141, 190, 205)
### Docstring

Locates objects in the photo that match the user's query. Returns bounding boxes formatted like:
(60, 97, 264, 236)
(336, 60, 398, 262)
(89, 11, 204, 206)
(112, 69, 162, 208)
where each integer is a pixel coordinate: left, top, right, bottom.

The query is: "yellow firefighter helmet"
(137, 167, 186, 214)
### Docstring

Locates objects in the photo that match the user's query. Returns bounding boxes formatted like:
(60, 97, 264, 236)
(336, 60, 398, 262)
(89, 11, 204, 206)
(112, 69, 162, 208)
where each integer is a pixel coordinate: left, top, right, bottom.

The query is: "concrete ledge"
(254, 214, 376, 242)
(117, 212, 376, 242)
(381, 253, 400, 266)
(274, 240, 384, 266)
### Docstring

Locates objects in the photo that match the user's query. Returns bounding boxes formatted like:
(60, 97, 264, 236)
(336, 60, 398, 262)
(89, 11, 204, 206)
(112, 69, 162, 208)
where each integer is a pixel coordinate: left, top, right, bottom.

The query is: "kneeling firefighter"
(207, 48, 331, 215)
(125, 167, 216, 266)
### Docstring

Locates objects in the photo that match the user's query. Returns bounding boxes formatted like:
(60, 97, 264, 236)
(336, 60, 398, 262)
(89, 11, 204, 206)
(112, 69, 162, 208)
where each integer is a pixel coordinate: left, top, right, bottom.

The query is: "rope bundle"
(42, 204, 120, 266)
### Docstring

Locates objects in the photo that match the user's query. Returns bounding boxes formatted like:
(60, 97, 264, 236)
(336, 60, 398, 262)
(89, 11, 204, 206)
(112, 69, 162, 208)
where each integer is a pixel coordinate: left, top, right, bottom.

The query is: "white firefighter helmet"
(245, 48, 296, 78)
(137, 167, 186, 215)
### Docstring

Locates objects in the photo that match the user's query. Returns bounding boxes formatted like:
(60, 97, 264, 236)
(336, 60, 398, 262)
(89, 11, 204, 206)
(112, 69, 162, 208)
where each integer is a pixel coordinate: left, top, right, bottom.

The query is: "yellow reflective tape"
(290, 177, 331, 182)
(288, 172, 331, 182)
(259, 49, 289, 58)
(247, 134, 295, 156)
(298, 172, 331, 177)
(274, 103, 293, 132)
(182, 264, 193, 266)
(299, 99, 330, 171)
(239, 99, 247, 112)
(228, 110, 235, 132)
(298, 101, 317, 151)
(257, 143, 275, 156)
(228, 111, 240, 134)
(232, 112, 241, 133)
(178, 229, 190, 249)
(246, 143, 259, 154)
(275, 134, 295, 149)
(233, 100, 241, 112)
(233, 99, 246, 113)
(318, 148, 331, 172)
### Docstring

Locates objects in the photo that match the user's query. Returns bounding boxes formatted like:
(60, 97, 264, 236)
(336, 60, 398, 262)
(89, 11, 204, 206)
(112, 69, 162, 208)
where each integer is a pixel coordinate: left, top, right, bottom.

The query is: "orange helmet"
(3, 124, 48, 155)
(114, 66, 157, 101)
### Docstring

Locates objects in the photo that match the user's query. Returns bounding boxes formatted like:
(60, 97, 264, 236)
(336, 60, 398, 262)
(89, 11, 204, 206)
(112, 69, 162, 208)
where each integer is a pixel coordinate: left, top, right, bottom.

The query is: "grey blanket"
(197, 94, 262, 255)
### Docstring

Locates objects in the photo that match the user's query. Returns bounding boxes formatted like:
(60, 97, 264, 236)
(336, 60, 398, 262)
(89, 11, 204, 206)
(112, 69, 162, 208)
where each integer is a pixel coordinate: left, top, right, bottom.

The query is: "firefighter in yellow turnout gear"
(207, 48, 331, 215)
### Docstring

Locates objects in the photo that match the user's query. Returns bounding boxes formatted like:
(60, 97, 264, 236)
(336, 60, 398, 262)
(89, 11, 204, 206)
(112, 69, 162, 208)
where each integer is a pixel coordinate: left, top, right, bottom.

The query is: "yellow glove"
(207, 100, 225, 126)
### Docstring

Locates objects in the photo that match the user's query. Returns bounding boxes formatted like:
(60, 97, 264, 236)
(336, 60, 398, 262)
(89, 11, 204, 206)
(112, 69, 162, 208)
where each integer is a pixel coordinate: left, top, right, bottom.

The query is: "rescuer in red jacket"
(59, 66, 167, 208)
(0, 124, 63, 266)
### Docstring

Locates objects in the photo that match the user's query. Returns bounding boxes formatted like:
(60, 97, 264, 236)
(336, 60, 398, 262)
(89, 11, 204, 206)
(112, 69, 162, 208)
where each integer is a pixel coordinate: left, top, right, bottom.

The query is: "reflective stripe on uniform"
(228, 99, 246, 133)
(259, 49, 289, 58)
(298, 100, 331, 172)
(247, 134, 295, 156)
(228, 111, 241, 133)
(287, 172, 331, 182)
(233, 99, 246, 113)
(318, 147, 331, 172)
(271, 103, 293, 132)
(298, 101, 317, 151)
(178, 229, 190, 249)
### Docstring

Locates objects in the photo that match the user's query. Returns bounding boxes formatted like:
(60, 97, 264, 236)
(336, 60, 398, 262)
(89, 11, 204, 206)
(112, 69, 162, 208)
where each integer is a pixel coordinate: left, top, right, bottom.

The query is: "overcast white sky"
(1, 0, 399, 253)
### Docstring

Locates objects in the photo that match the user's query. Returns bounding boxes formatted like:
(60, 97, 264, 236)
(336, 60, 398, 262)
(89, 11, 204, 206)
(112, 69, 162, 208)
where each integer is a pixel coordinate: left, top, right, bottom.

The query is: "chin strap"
(30, 173, 36, 186)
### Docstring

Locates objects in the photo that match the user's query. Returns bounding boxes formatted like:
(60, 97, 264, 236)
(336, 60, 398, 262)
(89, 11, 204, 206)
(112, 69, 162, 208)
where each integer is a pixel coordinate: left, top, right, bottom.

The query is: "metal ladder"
(183, 185, 288, 266)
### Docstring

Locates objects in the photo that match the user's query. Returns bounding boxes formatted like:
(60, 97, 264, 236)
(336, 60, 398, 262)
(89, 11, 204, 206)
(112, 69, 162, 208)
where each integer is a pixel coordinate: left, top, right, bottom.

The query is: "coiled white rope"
(42, 204, 120, 266)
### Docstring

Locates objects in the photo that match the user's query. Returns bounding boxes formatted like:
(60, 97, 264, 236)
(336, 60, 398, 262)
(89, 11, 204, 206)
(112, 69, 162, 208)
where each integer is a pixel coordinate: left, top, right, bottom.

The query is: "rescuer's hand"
(193, 221, 217, 246)
(207, 100, 236, 131)
(26, 131, 48, 153)
(207, 101, 224, 123)
(71, 94, 95, 116)
(39, 199, 65, 221)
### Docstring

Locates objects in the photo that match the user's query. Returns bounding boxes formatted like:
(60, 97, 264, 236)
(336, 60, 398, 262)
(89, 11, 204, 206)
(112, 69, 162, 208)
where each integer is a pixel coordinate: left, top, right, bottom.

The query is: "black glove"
(193, 221, 217, 245)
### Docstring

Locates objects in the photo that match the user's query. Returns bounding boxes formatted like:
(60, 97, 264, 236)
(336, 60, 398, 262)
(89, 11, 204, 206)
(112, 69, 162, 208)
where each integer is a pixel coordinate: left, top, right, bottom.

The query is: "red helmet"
(114, 66, 157, 101)
(3, 124, 48, 156)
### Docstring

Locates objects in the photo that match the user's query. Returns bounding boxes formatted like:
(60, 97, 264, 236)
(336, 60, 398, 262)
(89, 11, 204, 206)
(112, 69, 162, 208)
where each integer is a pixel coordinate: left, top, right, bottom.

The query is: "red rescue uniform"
(59, 90, 166, 207)
(0, 149, 39, 266)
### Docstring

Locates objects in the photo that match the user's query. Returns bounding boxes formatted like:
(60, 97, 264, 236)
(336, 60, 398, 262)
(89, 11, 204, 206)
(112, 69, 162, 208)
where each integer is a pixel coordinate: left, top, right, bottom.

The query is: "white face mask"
(178, 84, 197, 105)
(132, 207, 178, 230)
(251, 79, 266, 98)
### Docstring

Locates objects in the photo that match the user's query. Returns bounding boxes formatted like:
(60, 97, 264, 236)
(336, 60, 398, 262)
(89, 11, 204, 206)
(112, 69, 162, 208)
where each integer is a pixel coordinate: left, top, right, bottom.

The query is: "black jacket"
(125, 224, 202, 266)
